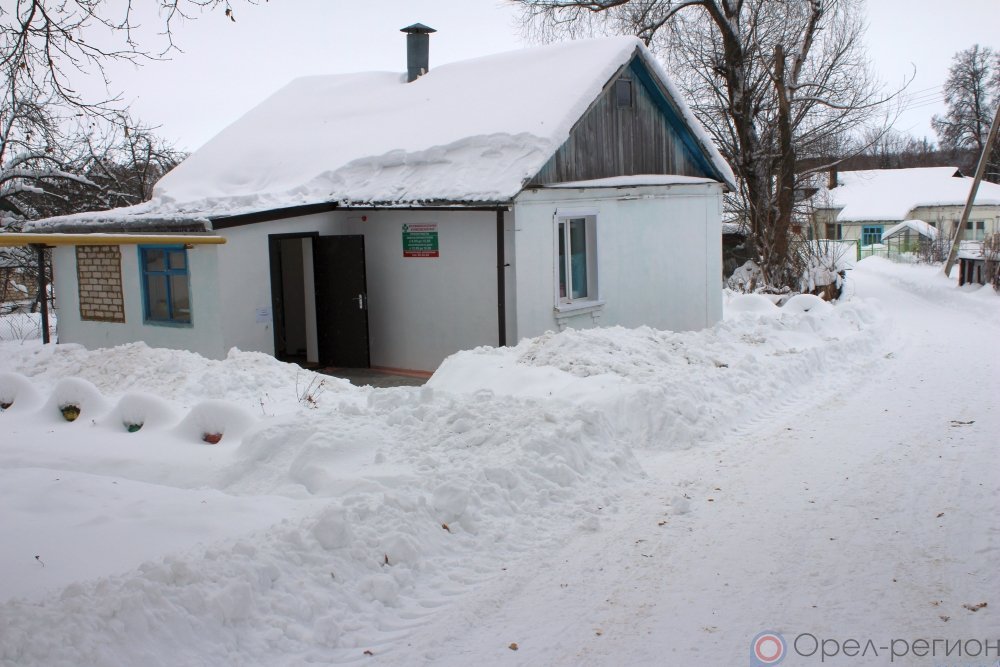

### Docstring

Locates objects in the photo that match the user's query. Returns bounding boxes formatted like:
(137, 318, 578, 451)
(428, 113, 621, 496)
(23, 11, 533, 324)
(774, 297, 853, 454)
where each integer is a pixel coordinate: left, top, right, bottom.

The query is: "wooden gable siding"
(530, 55, 716, 186)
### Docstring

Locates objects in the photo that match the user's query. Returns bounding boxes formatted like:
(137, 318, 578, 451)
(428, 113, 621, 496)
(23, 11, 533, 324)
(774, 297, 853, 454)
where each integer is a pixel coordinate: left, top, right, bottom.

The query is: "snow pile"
(799, 240, 854, 292)
(0, 291, 887, 665)
(0, 382, 637, 665)
(432, 294, 884, 452)
(857, 256, 1000, 317)
(0, 342, 353, 412)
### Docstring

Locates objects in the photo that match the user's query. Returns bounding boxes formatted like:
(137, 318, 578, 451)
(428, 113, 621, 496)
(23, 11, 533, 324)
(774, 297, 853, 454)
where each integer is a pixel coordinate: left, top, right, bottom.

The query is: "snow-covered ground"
(0, 259, 996, 666)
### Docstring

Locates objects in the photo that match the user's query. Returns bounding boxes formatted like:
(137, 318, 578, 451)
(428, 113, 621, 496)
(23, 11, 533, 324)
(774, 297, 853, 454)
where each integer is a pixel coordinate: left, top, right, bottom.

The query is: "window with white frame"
(965, 220, 986, 240)
(555, 214, 598, 306)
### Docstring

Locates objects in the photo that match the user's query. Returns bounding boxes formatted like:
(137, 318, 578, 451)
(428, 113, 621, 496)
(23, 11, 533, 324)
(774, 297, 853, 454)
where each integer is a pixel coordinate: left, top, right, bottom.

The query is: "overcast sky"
(95, 0, 1000, 153)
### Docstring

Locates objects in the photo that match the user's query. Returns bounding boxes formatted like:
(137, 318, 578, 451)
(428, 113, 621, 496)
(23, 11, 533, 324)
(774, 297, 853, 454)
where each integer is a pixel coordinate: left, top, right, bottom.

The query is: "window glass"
(861, 226, 882, 246)
(147, 274, 170, 320)
(615, 79, 633, 108)
(558, 223, 568, 299)
(145, 249, 165, 271)
(168, 250, 186, 270)
(140, 246, 191, 324)
(170, 275, 191, 322)
(966, 220, 985, 240)
(569, 218, 588, 299)
(556, 215, 598, 306)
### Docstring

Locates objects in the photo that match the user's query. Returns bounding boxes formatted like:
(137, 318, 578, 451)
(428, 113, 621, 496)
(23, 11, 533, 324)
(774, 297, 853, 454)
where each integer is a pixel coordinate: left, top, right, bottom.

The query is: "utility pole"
(943, 102, 1000, 277)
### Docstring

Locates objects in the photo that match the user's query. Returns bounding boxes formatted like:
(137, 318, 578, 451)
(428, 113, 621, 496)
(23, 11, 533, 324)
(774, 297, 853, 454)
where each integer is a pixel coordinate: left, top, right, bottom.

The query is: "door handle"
(356, 293, 366, 310)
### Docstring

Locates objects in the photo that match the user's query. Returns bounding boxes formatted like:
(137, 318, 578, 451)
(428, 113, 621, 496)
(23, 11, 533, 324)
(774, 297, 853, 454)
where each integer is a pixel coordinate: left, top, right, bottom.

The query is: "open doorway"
(268, 232, 318, 364)
(268, 232, 371, 369)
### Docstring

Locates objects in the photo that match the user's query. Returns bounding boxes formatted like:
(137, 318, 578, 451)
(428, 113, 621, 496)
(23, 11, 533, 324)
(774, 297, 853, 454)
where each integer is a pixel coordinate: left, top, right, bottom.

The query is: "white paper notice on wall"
(255, 307, 271, 324)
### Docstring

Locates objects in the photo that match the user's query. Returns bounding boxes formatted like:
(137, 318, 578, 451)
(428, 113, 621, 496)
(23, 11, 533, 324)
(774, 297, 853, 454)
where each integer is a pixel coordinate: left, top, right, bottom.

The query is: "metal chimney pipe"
(401, 23, 436, 82)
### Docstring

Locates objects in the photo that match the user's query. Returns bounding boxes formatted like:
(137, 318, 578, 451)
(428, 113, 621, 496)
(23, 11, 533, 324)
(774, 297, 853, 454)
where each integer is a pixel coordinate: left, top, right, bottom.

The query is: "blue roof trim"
(627, 57, 722, 184)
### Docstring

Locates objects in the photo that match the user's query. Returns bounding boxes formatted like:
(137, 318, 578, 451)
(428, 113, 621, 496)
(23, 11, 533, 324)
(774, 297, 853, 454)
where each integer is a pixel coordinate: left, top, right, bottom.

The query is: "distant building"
(811, 167, 1000, 245)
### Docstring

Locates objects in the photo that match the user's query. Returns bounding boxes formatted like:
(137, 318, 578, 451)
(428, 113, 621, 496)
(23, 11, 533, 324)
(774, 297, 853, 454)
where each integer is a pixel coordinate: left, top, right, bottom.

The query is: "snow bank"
(100, 392, 180, 433)
(0, 342, 353, 412)
(0, 293, 887, 664)
(0, 372, 42, 413)
(0, 380, 637, 665)
(432, 298, 884, 453)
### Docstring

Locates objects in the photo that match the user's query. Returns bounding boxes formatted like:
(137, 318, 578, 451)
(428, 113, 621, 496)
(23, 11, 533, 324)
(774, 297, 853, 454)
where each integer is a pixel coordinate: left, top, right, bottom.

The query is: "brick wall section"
(76, 245, 125, 323)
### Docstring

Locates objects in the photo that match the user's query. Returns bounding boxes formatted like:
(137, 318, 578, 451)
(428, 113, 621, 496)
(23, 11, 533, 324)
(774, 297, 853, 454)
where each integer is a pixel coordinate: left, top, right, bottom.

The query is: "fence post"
(33, 244, 50, 344)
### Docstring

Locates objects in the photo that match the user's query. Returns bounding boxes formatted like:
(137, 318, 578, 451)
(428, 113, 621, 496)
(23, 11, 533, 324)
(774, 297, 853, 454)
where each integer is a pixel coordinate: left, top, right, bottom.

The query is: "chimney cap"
(401, 23, 436, 34)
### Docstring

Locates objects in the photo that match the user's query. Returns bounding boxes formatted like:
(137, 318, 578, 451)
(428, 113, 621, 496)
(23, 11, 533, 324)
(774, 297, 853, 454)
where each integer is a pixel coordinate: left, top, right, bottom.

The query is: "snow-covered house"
(26, 31, 735, 373)
(812, 167, 1000, 246)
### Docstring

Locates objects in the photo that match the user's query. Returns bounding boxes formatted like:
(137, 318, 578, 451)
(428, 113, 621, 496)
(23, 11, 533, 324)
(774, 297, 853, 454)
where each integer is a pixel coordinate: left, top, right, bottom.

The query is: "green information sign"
(402, 223, 439, 258)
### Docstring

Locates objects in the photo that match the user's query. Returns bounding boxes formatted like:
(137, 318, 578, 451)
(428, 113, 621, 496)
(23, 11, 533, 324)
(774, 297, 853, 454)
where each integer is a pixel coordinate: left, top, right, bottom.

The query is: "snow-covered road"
(392, 261, 1000, 666)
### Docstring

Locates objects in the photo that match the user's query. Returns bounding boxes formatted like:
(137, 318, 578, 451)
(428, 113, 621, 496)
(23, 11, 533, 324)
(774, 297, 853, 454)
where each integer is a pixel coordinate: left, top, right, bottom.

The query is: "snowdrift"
(0, 293, 888, 665)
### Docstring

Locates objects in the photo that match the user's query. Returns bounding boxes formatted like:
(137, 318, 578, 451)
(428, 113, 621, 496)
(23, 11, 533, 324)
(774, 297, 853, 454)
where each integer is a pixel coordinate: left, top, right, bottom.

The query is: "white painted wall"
(215, 209, 501, 372)
(51, 186, 721, 370)
(815, 204, 1000, 241)
(214, 213, 333, 358)
(336, 210, 500, 371)
(511, 182, 723, 341)
(908, 205, 1000, 238)
(51, 244, 226, 358)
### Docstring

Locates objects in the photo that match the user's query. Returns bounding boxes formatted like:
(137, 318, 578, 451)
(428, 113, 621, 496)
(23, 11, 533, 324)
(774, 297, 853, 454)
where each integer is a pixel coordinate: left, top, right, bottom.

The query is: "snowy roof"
(881, 219, 938, 242)
(817, 167, 1000, 222)
(957, 240, 986, 260)
(28, 37, 734, 232)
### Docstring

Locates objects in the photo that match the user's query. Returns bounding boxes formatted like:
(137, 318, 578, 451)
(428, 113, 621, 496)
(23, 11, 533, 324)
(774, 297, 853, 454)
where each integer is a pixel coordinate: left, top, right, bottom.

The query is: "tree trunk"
(767, 44, 796, 286)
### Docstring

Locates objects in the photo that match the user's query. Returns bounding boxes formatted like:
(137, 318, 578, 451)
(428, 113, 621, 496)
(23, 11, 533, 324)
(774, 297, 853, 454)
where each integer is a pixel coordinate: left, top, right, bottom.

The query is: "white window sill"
(555, 299, 605, 316)
(554, 301, 605, 330)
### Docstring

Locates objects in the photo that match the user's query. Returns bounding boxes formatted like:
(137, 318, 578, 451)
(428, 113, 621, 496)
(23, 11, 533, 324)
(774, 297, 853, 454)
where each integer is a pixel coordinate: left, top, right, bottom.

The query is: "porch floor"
(317, 366, 430, 388)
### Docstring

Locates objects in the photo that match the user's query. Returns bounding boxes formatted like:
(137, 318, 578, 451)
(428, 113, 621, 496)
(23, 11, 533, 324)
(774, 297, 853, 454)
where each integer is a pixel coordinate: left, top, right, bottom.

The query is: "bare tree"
(80, 115, 185, 209)
(932, 46, 998, 156)
(0, 0, 252, 222)
(514, 0, 900, 289)
(0, 94, 97, 221)
(1, 113, 184, 315)
(1, 1, 254, 111)
(1, 1, 225, 316)
(932, 45, 999, 184)
(3, 114, 185, 222)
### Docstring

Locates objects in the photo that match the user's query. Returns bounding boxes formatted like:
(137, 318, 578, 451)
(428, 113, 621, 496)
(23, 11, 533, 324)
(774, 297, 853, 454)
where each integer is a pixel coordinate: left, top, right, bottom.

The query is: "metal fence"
(0, 251, 55, 342)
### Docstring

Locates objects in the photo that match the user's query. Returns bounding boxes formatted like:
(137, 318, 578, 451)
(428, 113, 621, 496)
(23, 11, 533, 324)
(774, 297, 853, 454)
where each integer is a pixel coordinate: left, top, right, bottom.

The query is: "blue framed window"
(139, 245, 191, 324)
(861, 225, 883, 246)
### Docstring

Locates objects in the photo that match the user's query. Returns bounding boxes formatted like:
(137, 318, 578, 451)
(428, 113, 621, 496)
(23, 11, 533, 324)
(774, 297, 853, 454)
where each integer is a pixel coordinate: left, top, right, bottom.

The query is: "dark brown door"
(313, 235, 370, 368)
